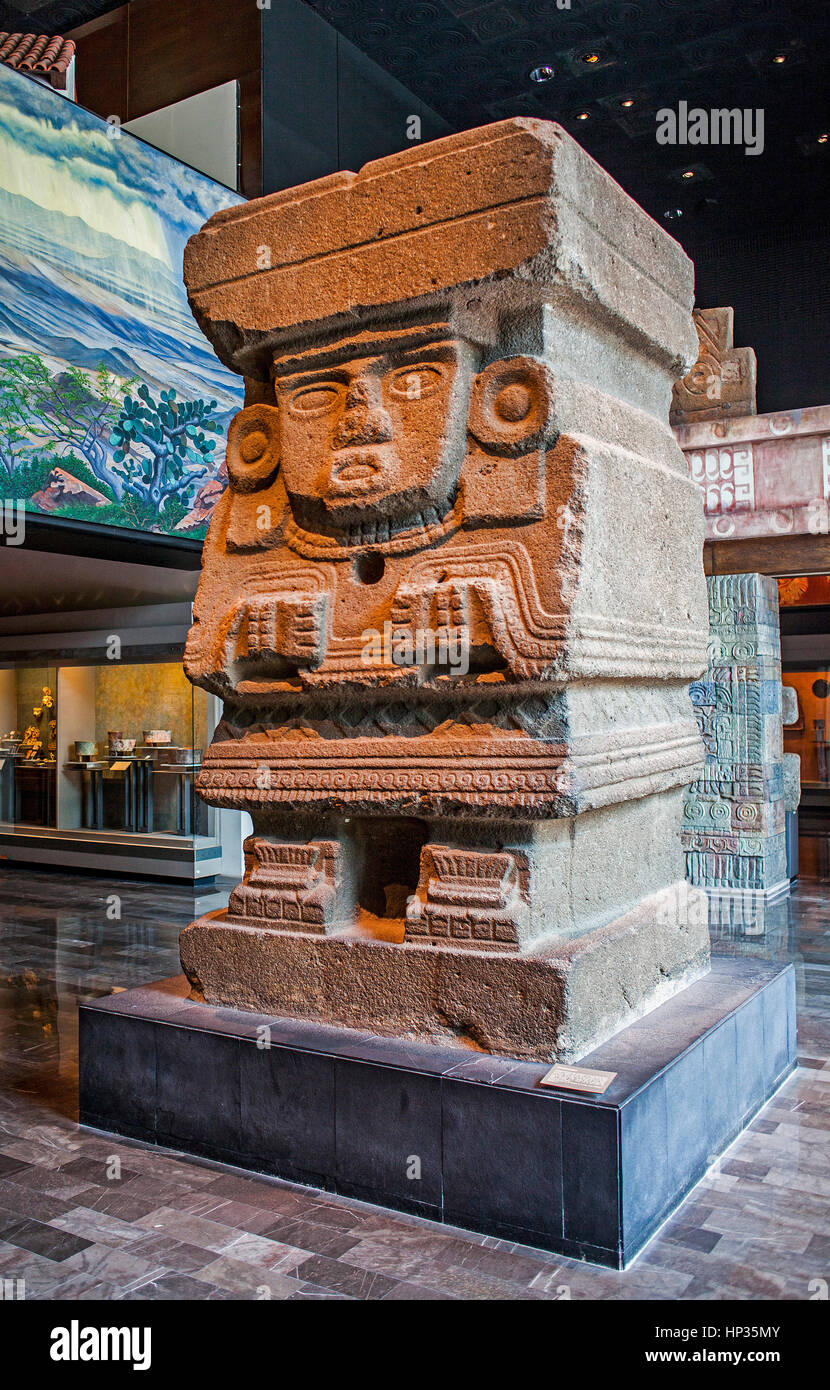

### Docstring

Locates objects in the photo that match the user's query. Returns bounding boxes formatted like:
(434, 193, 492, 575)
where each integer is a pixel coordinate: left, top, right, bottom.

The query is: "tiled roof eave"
(0, 32, 75, 78)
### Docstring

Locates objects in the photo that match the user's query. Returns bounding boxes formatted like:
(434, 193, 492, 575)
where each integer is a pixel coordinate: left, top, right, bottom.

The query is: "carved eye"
(387, 364, 444, 400)
(288, 383, 343, 417)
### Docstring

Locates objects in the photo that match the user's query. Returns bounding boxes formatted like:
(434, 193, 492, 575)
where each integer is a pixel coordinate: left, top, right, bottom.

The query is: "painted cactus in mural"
(0, 354, 224, 529)
(0, 61, 244, 535)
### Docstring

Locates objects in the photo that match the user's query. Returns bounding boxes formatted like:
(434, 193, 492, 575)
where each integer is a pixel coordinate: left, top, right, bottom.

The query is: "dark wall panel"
(126, 0, 260, 121)
(68, 3, 129, 123)
(691, 229, 830, 414)
(69, 0, 450, 199)
(261, 0, 450, 194)
(337, 34, 450, 175)
(261, 0, 338, 192)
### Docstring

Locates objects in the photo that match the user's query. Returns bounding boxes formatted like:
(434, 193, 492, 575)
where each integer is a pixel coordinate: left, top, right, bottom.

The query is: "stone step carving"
(404, 845, 528, 949)
(228, 838, 342, 930)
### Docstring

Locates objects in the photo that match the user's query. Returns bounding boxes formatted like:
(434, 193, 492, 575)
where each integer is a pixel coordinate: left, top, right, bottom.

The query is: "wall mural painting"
(0, 63, 243, 537)
(777, 575, 830, 608)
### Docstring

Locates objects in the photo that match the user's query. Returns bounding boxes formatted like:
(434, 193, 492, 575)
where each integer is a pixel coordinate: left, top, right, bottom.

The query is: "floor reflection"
(1, 846, 828, 1118)
(0, 868, 232, 1118)
(0, 846, 826, 1300)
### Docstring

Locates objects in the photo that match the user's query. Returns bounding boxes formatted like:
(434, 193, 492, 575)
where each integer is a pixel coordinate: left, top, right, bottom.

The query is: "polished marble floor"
(0, 851, 828, 1301)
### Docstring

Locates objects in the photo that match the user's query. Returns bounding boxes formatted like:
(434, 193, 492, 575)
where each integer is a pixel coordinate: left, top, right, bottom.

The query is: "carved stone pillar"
(179, 118, 710, 1061)
(683, 573, 790, 904)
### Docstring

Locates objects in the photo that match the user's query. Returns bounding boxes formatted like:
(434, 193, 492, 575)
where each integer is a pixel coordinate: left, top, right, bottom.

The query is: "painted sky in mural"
(0, 64, 243, 536)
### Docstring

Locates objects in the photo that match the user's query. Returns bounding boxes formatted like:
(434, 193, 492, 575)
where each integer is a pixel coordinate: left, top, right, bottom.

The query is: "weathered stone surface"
(780, 688, 802, 816)
(782, 753, 801, 815)
(781, 685, 799, 727)
(671, 306, 756, 426)
(185, 121, 696, 387)
(683, 573, 790, 899)
(180, 119, 709, 1060)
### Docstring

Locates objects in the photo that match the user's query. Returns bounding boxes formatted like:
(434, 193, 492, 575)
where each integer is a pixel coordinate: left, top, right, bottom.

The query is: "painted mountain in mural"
(0, 63, 243, 535)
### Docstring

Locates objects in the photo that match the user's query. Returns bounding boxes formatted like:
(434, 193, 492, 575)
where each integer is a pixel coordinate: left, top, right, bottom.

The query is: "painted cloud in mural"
(0, 63, 243, 535)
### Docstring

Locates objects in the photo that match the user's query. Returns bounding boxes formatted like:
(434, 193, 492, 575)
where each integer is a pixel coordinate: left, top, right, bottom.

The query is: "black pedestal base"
(79, 957, 796, 1269)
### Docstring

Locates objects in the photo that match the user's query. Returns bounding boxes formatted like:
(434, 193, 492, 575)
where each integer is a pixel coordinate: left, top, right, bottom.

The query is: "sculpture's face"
(273, 334, 476, 527)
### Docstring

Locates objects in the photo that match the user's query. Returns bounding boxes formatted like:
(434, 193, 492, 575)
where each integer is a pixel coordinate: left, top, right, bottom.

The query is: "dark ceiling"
(1, 0, 827, 248)
(311, 0, 830, 250)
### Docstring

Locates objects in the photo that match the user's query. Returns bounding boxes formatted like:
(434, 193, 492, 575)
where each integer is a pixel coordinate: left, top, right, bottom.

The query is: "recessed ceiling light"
(772, 54, 787, 63)
(582, 53, 601, 64)
(819, 133, 829, 144)
(681, 169, 695, 179)
(576, 111, 590, 121)
(530, 65, 555, 83)
(620, 99, 635, 108)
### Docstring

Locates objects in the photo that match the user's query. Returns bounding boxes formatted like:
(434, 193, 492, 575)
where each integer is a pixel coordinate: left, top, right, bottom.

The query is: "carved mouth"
(328, 449, 388, 493)
(335, 451, 379, 480)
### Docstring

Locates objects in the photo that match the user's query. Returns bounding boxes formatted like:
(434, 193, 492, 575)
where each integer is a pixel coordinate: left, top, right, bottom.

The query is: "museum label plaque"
(539, 1064, 618, 1094)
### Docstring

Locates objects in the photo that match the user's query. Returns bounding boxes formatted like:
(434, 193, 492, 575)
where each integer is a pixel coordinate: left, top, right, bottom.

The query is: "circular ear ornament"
(468, 357, 554, 454)
(684, 352, 720, 401)
(226, 404, 280, 492)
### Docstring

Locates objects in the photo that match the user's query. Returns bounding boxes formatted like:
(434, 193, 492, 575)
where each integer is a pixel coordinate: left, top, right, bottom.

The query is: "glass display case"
(0, 665, 57, 827)
(0, 660, 213, 841)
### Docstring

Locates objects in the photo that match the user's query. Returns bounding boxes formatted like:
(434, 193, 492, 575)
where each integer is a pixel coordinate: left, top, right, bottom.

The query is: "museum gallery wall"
(0, 62, 243, 537)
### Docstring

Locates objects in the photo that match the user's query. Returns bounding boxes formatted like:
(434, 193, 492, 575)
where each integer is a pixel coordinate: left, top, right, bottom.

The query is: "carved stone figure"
(671, 306, 757, 426)
(21, 724, 42, 760)
(180, 119, 711, 1060)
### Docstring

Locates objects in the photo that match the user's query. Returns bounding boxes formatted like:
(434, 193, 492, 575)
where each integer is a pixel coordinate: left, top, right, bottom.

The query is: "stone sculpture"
(683, 573, 790, 903)
(180, 119, 710, 1060)
(21, 685, 56, 762)
(670, 306, 756, 426)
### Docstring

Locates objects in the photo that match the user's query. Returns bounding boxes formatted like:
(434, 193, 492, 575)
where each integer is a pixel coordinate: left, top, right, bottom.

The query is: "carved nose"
(332, 379, 393, 448)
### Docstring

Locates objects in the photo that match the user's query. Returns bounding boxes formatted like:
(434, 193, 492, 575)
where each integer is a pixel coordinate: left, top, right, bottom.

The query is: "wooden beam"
(705, 535, 830, 576)
(67, 4, 129, 123)
(126, 0, 260, 122)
